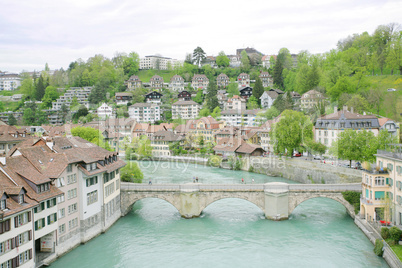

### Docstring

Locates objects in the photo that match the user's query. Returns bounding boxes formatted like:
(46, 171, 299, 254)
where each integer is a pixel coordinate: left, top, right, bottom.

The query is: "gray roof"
(172, 100, 199, 105)
(315, 111, 379, 129)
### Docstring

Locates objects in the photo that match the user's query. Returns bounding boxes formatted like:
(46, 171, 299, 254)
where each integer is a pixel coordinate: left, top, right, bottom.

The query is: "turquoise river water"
(50, 161, 388, 268)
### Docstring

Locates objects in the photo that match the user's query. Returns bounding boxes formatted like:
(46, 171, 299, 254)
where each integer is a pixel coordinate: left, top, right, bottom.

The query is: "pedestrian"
(252, 179, 255, 184)
(241, 178, 244, 184)
(193, 176, 195, 183)
(196, 177, 198, 183)
(149, 179, 152, 185)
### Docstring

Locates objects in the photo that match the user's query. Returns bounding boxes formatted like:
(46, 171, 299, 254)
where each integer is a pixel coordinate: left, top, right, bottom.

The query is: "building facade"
(129, 103, 160, 123)
(0, 73, 21, 91)
(171, 101, 201, 120)
(52, 87, 92, 111)
(191, 75, 209, 91)
(217, 73, 229, 88)
(170, 75, 184, 91)
(125, 75, 142, 90)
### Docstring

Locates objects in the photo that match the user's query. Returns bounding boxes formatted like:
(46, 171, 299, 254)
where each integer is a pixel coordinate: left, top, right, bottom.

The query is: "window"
(0, 200, 6, 210)
(67, 188, 77, 200)
(59, 224, 66, 234)
(18, 194, 24, 204)
(38, 183, 50, 193)
(67, 164, 73, 173)
(57, 195, 65, 204)
(15, 212, 30, 227)
(375, 177, 385, 186)
(58, 208, 65, 219)
(47, 198, 57, 208)
(86, 176, 98, 187)
(56, 177, 65, 187)
(47, 213, 57, 225)
(16, 231, 30, 246)
(87, 191, 98, 205)
(105, 183, 115, 198)
(34, 202, 45, 213)
(34, 218, 46, 230)
(17, 250, 31, 265)
(68, 203, 77, 214)
(67, 174, 77, 184)
(68, 218, 78, 230)
(387, 163, 394, 172)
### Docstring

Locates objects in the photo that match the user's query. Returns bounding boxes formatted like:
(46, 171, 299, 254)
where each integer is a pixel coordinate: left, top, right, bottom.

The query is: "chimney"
(343, 105, 348, 111)
(351, 107, 354, 113)
(334, 105, 338, 112)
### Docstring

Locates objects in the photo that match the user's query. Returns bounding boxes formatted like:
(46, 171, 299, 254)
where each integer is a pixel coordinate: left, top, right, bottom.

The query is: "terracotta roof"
(378, 118, 392, 127)
(236, 142, 264, 154)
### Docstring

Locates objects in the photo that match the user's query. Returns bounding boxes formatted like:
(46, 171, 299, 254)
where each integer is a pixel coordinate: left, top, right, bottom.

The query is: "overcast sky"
(0, 0, 401, 73)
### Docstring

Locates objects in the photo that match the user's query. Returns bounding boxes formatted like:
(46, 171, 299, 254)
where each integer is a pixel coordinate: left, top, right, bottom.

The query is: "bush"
(381, 227, 390, 240)
(207, 155, 222, 167)
(248, 165, 254, 172)
(234, 159, 242, 170)
(389, 227, 402, 243)
(374, 239, 384, 256)
(342, 191, 361, 214)
(120, 162, 144, 183)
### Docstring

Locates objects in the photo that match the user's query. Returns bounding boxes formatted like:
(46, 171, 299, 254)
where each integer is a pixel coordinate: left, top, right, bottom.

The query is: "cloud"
(0, 0, 401, 72)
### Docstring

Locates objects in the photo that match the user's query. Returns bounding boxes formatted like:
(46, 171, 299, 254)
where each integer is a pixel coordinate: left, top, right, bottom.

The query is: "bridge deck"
(121, 182, 362, 192)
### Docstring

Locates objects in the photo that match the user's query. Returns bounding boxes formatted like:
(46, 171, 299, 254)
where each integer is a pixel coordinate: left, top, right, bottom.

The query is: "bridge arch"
(120, 192, 181, 216)
(199, 197, 265, 216)
(288, 193, 355, 218)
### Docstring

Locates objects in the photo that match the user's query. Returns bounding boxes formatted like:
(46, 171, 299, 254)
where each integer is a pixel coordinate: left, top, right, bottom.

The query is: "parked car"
(293, 153, 302, 157)
(387, 88, 396, 92)
(313, 155, 323, 160)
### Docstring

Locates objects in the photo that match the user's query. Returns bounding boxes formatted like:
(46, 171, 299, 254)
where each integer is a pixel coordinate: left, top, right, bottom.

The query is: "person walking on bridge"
(149, 179, 152, 185)
(241, 178, 244, 184)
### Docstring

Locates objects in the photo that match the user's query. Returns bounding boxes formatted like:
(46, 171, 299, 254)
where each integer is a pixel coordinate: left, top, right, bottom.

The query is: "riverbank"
(355, 216, 402, 268)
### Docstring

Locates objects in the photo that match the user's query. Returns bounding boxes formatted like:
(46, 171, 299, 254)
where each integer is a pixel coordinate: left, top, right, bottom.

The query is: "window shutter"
(41, 203, 45, 210)
(28, 212, 31, 222)
(29, 249, 32, 259)
(14, 216, 18, 228)
(54, 213, 57, 222)
(42, 218, 45, 227)
(15, 256, 19, 267)
(12, 257, 17, 268)
(5, 219, 10, 231)
(15, 236, 19, 247)
(47, 216, 50, 225)
(29, 230, 32, 241)
(35, 221, 38, 230)
(11, 238, 15, 249)
(0, 222, 3, 234)
(47, 200, 50, 208)
(34, 207, 37, 213)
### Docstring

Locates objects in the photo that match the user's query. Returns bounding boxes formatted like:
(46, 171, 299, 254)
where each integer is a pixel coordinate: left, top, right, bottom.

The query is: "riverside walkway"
(121, 182, 361, 220)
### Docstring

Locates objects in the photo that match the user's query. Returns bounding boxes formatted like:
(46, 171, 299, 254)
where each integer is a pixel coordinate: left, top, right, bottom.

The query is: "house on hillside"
(239, 86, 253, 100)
(170, 75, 185, 91)
(217, 73, 230, 88)
(126, 75, 142, 90)
(150, 75, 164, 90)
(145, 91, 163, 104)
(237, 73, 250, 88)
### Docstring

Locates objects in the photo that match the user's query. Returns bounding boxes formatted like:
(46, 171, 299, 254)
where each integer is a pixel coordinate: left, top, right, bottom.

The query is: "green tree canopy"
(120, 162, 143, 183)
(193, 47, 206, 67)
(253, 77, 264, 101)
(216, 51, 230, 67)
(271, 110, 313, 155)
(247, 96, 259, 109)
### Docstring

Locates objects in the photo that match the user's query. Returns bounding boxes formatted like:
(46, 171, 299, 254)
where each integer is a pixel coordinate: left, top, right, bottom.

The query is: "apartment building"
(300, 90, 326, 111)
(237, 73, 250, 88)
(217, 73, 229, 88)
(220, 109, 260, 127)
(360, 145, 402, 225)
(171, 101, 201, 120)
(224, 95, 246, 111)
(139, 55, 181, 70)
(97, 103, 113, 119)
(170, 75, 185, 91)
(128, 103, 160, 123)
(151, 131, 182, 157)
(191, 75, 209, 91)
(115, 92, 133, 106)
(0, 73, 21, 91)
(149, 75, 164, 90)
(125, 75, 142, 90)
(259, 72, 273, 88)
(315, 109, 380, 148)
(52, 87, 92, 111)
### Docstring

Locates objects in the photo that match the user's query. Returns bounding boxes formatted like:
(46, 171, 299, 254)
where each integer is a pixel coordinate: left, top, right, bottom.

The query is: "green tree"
(258, 106, 280, 121)
(327, 76, 355, 102)
(216, 51, 230, 67)
(211, 106, 221, 119)
(270, 110, 313, 155)
(35, 109, 48, 125)
(240, 50, 251, 72)
(7, 114, 17, 126)
(304, 139, 327, 156)
(247, 96, 259, 109)
(272, 59, 284, 89)
(226, 82, 240, 98)
(73, 105, 89, 121)
(20, 78, 35, 100)
(35, 75, 46, 101)
(120, 162, 143, 183)
(23, 108, 35, 125)
(253, 77, 264, 101)
(71, 126, 111, 151)
(193, 47, 206, 67)
(345, 94, 370, 114)
(199, 108, 211, 117)
(41, 86, 60, 109)
(206, 79, 219, 111)
(135, 135, 153, 158)
(193, 90, 204, 104)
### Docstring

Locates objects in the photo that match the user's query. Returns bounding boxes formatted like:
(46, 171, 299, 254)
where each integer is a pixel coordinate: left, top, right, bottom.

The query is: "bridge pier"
(264, 182, 289, 221)
(179, 189, 201, 218)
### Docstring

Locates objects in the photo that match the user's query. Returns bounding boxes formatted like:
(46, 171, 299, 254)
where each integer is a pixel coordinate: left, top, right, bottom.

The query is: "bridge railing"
(121, 182, 362, 192)
(288, 183, 361, 191)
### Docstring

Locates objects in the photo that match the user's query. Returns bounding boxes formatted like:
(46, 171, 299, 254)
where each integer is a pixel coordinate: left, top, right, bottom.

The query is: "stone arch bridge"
(120, 182, 361, 220)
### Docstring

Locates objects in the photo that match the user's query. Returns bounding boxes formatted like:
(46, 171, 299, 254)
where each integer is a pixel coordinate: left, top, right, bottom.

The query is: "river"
(50, 161, 387, 267)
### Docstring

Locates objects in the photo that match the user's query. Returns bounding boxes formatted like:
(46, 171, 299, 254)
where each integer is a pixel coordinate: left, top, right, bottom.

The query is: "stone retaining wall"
(246, 156, 362, 184)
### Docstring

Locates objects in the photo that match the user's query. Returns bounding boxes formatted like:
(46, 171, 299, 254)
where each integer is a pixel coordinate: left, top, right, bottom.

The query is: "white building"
(97, 103, 113, 119)
(170, 75, 185, 91)
(224, 95, 246, 111)
(140, 55, 182, 70)
(0, 73, 21, 91)
(171, 100, 201, 120)
(220, 109, 261, 127)
(52, 87, 92, 111)
(129, 103, 160, 123)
